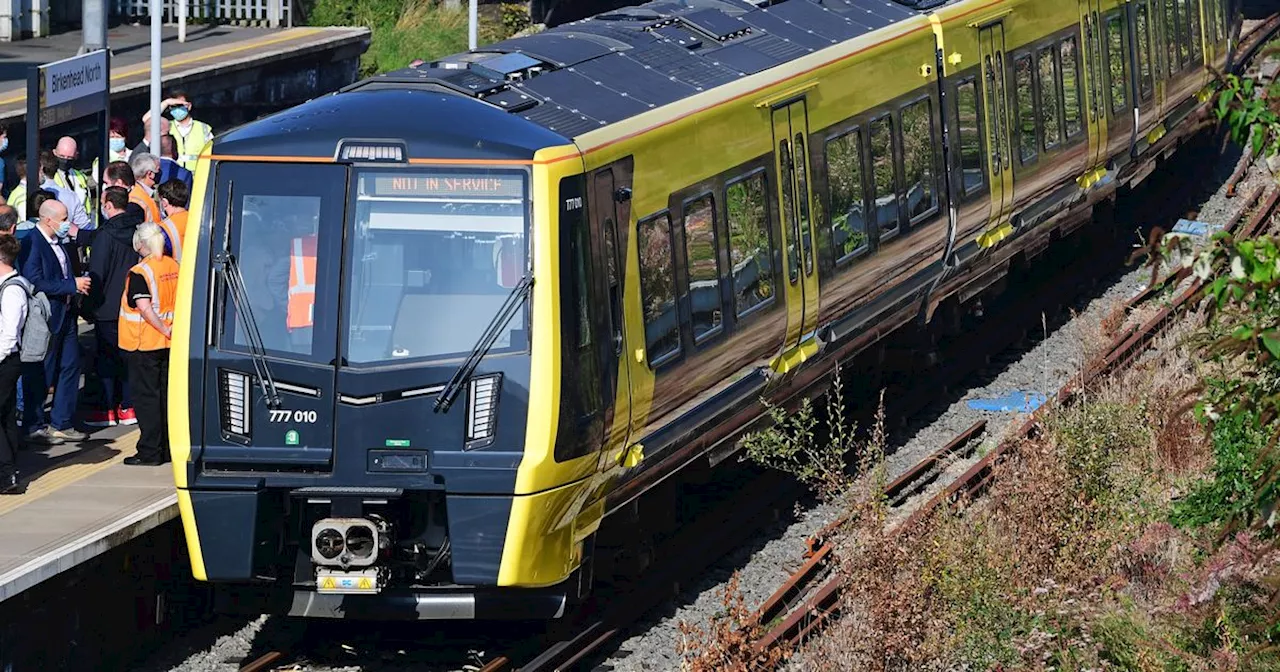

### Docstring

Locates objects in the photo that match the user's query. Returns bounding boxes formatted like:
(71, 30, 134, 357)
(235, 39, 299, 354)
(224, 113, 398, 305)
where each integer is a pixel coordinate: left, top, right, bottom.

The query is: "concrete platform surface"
(0, 423, 177, 602)
(0, 24, 370, 119)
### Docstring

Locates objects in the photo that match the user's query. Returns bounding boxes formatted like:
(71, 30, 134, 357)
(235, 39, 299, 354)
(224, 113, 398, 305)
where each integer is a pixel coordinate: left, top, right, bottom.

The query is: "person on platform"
(143, 91, 211, 172)
(0, 235, 27, 493)
(132, 117, 170, 157)
(0, 125, 10, 199)
(157, 136, 194, 193)
(102, 161, 159, 224)
(53, 137, 93, 223)
(156, 180, 188, 262)
(0, 204, 17, 237)
(128, 154, 162, 224)
(20, 200, 90, 445)
(80, 186, 142, 428)
(38, 151, 90, 232)
(108, 118, 131, 164)
(6, 156, 27, 214)
(16, 189, 55, 244)
(119, 222, 176, 466)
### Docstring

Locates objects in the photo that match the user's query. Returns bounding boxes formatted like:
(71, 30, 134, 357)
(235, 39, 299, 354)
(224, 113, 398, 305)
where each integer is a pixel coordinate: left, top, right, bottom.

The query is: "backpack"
(0, 275, 51, 363)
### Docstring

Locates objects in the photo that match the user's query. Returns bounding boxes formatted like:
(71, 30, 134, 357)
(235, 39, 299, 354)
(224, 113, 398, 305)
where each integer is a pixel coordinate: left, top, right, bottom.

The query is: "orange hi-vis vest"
(158, 217, 183, 263)
(119, 255, 179, 352)
(167, 210, 188, 242)
(130, 184, 161, 224)
(287, 235, 316, 330)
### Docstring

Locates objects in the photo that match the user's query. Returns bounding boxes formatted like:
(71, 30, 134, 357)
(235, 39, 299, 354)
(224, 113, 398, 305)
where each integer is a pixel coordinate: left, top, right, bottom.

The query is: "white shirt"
(40, 178, 90, 231)
(0, 270, 27, 359)
(40, 226, 69, 279)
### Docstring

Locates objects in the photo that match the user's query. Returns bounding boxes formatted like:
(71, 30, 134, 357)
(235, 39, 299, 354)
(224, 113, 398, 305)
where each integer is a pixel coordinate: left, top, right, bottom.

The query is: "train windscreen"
(344, 168, 530, 365)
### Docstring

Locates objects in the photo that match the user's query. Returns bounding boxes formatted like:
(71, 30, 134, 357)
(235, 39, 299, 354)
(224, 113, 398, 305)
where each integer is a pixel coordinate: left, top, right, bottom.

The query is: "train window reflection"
(1187, 0, 1202, 62)
(955, 80, 984, 196)
(1137, 3, 1153, 99)
(1038, 48, 1062, 150)
(234, 194, 321, 357)
(726, 173, 774, 316)
(1107, 14, 1128, 115)
(1061, 37, 1083, 138)
(683, 195, 721, 342)
(1014, 54, 1036, 164)
(825, 130, 869, 261)
(901, 99, 937, 222)
(638, 212, 680, 364)
(345, 170, 528, 364)
(869, 115, 899, 237)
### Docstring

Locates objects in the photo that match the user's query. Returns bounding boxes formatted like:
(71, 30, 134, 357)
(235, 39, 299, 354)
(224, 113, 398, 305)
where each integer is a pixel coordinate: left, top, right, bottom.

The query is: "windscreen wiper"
(214, 181, 282, 409)
(434, 274, 533, 414)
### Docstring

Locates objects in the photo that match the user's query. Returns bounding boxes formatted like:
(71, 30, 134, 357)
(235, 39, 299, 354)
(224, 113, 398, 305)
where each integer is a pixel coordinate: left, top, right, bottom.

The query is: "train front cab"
(168, 98, 609, 620)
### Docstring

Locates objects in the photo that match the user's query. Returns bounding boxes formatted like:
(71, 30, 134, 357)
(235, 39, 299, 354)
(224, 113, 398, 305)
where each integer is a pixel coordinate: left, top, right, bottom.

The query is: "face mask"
(0, 138, 9, 154)
(55, 221, 70, 238)
(56, 157, 70, 172)
(170, 106, 189, 122)
(109, 137, 125, 152)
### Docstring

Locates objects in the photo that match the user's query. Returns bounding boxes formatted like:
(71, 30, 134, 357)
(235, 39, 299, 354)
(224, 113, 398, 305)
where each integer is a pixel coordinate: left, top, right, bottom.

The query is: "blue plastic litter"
(967, 390, 1048, 413)
(1171, 219, 1223, 238)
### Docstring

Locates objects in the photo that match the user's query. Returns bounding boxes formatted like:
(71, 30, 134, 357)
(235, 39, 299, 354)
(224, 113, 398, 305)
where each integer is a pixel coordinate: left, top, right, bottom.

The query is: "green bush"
(1171, 410, 1273, 530)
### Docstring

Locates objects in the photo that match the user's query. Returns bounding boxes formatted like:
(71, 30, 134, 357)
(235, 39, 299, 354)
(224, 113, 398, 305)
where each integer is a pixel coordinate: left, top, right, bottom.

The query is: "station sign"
(35, 50, 108, 129)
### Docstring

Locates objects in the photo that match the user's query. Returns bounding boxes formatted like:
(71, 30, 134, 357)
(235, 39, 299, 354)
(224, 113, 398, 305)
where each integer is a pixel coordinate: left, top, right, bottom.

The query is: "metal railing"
(111, 0, 292, 27)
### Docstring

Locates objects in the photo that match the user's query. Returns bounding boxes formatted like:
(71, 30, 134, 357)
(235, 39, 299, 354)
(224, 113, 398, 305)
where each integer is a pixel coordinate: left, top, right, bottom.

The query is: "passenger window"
(1137, 3, 1153, 99)
(1166, 0, 1181, 72)
(1014, 54, 1036, 164)
(726, 173, 775, 316)
(1177, 0, 1192, 65)
(637, 212, 680, 363)
(825, 130, 869, 260)
(683, 195, 721, 343)
(778, 140, 799, 285)
(955, 79, 984, 196)
(1188, 0, 1202, 63)
(1061, 37, 1082, 139)
(1107, 14, 1127, 115)
(869, 115, 899, 237)
(901, 99, 937, 222)
(1038, 49, 1062, 150)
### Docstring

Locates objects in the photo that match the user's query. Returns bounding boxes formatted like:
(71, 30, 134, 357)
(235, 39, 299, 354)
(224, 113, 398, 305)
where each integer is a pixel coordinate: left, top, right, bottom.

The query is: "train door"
(198, 162, 345, 469)
(976, 21, 1014, 247)
(1079, 0, 1111, 178)
(770, 99, 821, 371)
(587, 161, 634, 468)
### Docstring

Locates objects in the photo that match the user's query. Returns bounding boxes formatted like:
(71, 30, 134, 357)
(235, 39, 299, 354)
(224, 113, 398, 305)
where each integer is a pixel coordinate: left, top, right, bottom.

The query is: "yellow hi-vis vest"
(170, 120, 212, 171)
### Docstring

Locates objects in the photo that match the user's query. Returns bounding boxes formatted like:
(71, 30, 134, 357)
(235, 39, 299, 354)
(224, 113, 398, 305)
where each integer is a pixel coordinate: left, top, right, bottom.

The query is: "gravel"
(138, 120, 1269, 672)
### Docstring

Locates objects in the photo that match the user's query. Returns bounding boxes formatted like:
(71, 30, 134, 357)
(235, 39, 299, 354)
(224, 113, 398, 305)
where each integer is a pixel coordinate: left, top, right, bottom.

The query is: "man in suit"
(21, 200, 90, 444)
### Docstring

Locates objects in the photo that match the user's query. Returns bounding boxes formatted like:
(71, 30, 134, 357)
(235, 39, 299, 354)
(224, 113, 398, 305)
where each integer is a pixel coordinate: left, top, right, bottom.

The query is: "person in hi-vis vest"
(288, 233, 316, 346)
(119, 222, 178, 466)
(142, 91, 211, 172)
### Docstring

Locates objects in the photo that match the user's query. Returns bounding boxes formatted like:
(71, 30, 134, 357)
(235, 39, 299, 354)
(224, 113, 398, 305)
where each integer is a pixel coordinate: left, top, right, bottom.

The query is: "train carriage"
(171, 0, 1241, 619)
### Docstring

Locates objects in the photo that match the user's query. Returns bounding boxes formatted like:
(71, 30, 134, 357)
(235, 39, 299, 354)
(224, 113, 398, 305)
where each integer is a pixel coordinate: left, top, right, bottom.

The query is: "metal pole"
(468, 0, 477, 50)
(179, 0, 187, 42)
(79, 0, 106, 54)
(150, 0, 161, 154)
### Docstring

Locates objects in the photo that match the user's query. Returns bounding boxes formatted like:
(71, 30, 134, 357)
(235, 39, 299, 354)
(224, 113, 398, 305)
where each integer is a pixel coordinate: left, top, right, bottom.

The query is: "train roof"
(342, 0, 954, 140)
(211, 87, 572, 161)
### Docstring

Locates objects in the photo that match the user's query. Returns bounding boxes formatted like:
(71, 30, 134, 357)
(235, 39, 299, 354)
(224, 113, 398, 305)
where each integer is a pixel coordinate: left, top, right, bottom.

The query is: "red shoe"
(84, 409, 116, 427)
(117, 407, 138, 426)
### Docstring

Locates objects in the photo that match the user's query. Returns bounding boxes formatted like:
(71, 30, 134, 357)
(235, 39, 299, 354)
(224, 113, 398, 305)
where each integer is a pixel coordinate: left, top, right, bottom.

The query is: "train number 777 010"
(268, 409, 319, 423)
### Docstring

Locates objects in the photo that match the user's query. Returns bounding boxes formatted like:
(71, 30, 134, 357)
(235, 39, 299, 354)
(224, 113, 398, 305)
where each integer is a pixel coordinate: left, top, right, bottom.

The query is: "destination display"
(371, 172, 524, 199)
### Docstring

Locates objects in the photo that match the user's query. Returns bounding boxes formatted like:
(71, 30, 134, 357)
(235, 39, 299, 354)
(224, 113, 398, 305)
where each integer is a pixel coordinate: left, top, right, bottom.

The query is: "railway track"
(738, 182, 1280, 668)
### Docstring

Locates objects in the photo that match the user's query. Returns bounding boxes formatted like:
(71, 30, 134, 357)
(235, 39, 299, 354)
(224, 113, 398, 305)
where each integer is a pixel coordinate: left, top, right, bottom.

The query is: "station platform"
(0, 22, 369, 121)
(0, 421, 173, 603)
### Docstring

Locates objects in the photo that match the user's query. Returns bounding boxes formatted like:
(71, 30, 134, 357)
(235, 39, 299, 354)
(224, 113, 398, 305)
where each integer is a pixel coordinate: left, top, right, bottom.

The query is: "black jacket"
(80, 203, 144, 322)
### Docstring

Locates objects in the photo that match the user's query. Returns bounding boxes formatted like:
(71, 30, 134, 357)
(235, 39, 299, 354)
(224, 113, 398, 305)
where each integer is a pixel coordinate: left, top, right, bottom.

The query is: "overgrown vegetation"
(686, 58, 1280, 671)
(304, 0, 532, 75)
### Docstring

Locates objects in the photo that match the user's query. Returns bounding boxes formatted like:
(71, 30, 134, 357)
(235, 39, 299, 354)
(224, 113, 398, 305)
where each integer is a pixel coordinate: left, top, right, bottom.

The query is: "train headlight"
(315, 528, 344, 560)
(466, 374, 501, 446)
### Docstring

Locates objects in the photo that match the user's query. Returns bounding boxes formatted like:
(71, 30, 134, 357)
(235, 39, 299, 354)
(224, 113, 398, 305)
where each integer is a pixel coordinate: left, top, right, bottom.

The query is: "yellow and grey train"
(170, 0, 1242, 619)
